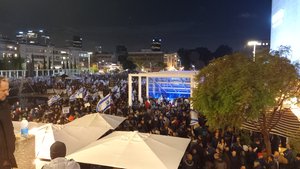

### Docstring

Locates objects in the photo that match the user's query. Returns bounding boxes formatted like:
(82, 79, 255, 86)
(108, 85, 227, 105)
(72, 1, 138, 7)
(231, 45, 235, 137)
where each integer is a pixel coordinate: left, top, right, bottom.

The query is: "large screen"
(148, 77, 191, 100)
(271, 0, 300, 63)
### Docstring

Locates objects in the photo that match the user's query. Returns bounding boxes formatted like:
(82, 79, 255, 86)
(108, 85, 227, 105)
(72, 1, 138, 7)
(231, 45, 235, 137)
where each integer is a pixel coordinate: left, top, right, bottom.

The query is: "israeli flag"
(96, 94, 111, 112)
(190, 110, 199, 126)
(69, 93, 76, 102)
(48, 95, 61, 106)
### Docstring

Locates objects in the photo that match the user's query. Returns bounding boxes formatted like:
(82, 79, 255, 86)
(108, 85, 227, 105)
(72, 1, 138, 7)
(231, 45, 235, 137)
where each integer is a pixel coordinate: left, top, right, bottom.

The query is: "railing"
(0, 69, 81, 78)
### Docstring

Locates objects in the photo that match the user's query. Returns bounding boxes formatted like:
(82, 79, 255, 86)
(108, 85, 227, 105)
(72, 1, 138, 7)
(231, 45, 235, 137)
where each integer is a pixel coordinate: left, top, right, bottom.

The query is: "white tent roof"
(67, 131, 190, 169)
(35, 113, 126, 159)
(34, 124, 64, 159)
(65, 113, 126, 129)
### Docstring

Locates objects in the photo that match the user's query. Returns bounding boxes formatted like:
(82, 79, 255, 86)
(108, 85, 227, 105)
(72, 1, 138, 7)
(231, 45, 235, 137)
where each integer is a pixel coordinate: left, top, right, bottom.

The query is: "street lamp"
(87, 52, 93, 72)
(191, 64, 195, 71)
(247, 41, 262, 62)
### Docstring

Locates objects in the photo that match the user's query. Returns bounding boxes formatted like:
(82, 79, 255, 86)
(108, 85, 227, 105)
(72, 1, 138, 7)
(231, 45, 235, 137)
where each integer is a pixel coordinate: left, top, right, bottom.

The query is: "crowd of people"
(7, 73, 300, 169)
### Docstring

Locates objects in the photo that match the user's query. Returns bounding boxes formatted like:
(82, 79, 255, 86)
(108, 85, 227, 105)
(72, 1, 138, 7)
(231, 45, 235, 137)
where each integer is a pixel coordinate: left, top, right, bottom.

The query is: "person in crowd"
(213, 153, 227, 169)
(180, 153, 197, 169)
(294, 153, 300, 169)
(0, 76, 17, 169)
(253, 160, 263, 169)
(230, 150, 241, 169)
(265, 155, 277, 169)
(42, 141, 80, 169)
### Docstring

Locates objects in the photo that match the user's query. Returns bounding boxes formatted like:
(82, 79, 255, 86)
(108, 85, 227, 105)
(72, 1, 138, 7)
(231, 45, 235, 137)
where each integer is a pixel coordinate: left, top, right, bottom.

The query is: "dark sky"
(0, 0, 271, 52)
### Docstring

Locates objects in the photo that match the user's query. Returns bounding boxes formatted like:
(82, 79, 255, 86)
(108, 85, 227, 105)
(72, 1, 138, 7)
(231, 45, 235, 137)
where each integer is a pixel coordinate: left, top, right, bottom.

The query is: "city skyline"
(0, 0, 271, 52)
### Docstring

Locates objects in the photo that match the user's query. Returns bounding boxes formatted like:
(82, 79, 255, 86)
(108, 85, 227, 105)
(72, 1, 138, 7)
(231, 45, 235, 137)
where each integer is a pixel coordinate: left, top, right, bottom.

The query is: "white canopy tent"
(61, 113, 126, 155)
(67, 131, 191, 169)
(34, 123, 64, 159)
(34, 113, 126, 160)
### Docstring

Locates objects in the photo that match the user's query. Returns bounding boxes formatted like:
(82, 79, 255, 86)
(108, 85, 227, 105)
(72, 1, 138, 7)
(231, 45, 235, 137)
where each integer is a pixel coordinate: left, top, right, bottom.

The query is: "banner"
(62, 107, 70, 114)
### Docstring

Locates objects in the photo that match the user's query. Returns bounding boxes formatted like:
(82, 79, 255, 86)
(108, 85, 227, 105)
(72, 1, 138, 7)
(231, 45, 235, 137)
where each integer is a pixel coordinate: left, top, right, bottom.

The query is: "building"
(0, 35, 18, 60)
(93, 52, 114, 68)
(72, 36, 83, 48)
(271, 0, 300, 63)
(0, 35, 19, 70)
(151, 37, 162, 51)
(115, 45, 128, 63)
(18, 43, 89, 70)
(128, 49, 164, 72)
(164, 53, 179, 70)
(18, 44, 54, 69)
(16, 30, 51, 46)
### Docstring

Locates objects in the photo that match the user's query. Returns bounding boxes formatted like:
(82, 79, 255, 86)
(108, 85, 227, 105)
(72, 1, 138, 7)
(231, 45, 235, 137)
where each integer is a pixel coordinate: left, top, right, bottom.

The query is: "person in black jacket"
(0, 76, 17, 169)
(294, 153, 300, 169)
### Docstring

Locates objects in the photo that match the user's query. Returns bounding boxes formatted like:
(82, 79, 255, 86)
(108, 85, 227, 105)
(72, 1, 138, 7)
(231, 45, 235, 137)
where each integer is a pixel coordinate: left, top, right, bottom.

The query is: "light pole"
(247, 41, 262, 62)
(87, 52, 93, 72)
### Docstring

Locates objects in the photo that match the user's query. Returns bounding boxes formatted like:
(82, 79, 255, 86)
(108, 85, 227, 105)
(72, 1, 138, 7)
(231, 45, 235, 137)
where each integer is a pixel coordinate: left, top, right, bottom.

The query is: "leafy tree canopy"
(192, 50, 299, 129)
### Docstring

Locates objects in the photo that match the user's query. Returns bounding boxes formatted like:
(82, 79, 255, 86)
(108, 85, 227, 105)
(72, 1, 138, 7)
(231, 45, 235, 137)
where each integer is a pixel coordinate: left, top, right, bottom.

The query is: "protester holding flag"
(96, 94, 112, 113)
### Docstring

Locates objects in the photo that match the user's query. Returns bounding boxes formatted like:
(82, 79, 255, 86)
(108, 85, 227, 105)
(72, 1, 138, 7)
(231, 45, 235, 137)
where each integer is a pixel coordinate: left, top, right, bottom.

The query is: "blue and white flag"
(190, 110, 199, 126)
(96, 94, 111, 112)
(48, 95, 61, 106)
(69, 93, 77, 102)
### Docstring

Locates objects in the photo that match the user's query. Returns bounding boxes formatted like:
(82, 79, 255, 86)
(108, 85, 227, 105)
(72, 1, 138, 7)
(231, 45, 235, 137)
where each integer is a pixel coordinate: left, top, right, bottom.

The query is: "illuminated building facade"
(271, 0, 300, 63)
(16, 30, 51, 46)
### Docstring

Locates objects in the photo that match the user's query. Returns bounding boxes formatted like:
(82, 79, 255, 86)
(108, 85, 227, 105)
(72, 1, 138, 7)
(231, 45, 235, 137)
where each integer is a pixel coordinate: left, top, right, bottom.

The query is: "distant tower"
(95, 46, 102, 53)
(16, 29, 51, 45)
(115, 45, 128, 63)
(151, 37, 162, 51)
(72, 36, 83, 48)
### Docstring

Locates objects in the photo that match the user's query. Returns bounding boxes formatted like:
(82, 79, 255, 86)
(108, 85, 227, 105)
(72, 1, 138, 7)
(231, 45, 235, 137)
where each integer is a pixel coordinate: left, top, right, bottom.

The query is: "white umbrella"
(35, 113, 126, 160)
(65, 113, 126, 129)
(34, 123, 64, 159)
(67, 131, 191, 169)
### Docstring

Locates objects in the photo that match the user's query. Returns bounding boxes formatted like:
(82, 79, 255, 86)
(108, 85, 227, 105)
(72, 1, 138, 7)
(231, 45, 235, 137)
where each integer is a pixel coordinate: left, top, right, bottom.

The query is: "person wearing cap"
(42, 141, 80, 169)
(0, 76, 18, 169)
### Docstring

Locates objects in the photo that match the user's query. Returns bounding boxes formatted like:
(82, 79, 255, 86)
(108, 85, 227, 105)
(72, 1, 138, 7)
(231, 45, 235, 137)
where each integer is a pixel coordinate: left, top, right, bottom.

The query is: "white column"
(190, 75, 195, 109)
(128, 74, 133, 106)
(146, 76, 149, 99)
(138, 76, 142, 103)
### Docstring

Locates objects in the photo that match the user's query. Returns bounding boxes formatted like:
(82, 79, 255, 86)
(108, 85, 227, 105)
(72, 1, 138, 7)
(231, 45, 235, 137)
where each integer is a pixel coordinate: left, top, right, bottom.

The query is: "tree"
(122, 60, 136, 71)
(177, 48, 191, 70)
(213, 45, 233, 59)
(192, 50, 299, 155)
(195, 47, 213, 65)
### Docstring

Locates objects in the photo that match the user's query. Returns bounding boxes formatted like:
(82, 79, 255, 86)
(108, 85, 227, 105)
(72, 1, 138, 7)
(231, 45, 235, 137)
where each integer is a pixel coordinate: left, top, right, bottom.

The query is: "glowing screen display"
(148, 77, 191, 99)
(271, 0, 300, 63)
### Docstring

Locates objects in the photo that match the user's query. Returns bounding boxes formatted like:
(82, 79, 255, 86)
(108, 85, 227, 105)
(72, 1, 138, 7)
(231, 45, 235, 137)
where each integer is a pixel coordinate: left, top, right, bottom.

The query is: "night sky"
(0, 0, 271, 52)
